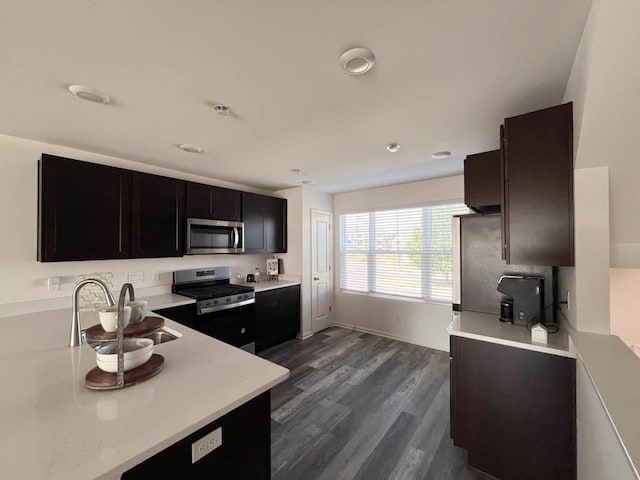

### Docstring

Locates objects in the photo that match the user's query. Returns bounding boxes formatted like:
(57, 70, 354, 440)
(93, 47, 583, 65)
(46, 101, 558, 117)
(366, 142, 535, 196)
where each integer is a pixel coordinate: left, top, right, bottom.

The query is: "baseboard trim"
(331, 321, 447, 352)
(297, 331, 314, 340)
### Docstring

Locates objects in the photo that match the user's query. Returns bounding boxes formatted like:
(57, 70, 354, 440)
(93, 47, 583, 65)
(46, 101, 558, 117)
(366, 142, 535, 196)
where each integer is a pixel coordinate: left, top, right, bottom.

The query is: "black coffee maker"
(497, 275, 545, 326)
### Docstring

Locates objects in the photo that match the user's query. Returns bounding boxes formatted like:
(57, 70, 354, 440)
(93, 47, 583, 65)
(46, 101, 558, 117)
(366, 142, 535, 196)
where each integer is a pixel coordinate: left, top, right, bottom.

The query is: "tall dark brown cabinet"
(501, 102, 574, 266)
(38, 154, 132, 262)
(132, 173, 185, 258)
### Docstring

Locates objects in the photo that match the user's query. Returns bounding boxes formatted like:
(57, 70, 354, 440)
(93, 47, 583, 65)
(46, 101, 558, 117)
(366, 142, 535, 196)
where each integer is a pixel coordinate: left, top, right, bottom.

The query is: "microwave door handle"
(233, 227, 239, 249)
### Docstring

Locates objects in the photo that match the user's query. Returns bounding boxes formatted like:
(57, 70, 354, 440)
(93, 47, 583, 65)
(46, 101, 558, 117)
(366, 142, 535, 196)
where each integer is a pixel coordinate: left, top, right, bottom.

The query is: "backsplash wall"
(0, 135, 273, 312)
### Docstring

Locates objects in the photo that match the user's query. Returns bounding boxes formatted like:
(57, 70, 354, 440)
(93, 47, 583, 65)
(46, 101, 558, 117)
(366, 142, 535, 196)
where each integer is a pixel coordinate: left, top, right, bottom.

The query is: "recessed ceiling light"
(67, 85, 111, 104)
(302, 180, 316, 185)
(178, 144, 203, 154)
(338, 47, 376, 76)
(386, 143, 400, 153)
(213, 104, 232, 116)
(289, 168, 305, 174)
(432, 151, 451, 159)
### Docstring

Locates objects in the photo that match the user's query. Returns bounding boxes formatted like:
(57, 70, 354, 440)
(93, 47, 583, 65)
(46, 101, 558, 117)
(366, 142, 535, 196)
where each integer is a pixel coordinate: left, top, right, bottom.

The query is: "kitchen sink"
(142, 329, 180, 345)
(87, 328, 181, 348)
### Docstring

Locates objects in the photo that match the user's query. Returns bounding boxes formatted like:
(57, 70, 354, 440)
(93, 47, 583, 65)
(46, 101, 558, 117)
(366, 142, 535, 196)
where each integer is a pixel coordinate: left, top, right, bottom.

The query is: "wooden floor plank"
(261, 327, 494, 480)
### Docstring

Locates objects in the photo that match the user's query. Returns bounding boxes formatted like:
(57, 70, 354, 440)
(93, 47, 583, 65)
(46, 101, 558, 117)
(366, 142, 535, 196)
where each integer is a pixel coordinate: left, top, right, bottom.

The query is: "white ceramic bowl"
(94, 338, 154, 372)
(98, 306, 131, 332)
(126, 300, 148, 323)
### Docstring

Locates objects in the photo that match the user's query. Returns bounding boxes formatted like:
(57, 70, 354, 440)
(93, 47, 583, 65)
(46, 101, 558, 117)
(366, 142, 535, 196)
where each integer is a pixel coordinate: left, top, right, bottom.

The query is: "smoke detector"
(67, 85, 111, 104)
(338, 47, 376, 76)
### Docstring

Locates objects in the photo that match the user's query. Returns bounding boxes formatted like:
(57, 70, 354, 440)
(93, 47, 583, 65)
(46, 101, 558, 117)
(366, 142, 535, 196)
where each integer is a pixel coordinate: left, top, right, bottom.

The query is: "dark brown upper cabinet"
(502, 102, 574, 266)
(464, 150, 501, 213)
(38, 154, 132, 262)
(264, 195, 287, 253)
(185, 182, 241, 222)
(241, 193, 287, 254)
(132, 172, 185, 258)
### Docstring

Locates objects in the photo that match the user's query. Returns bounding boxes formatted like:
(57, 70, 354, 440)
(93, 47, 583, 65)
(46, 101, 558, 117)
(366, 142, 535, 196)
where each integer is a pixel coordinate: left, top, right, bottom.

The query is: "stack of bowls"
(94, 338, 154, 372)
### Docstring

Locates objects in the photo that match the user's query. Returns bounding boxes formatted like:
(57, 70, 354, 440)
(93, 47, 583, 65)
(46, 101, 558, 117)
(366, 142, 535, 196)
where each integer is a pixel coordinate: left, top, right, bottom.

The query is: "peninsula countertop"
(0, 302, 289, 480)
(449, 310, 576, 358)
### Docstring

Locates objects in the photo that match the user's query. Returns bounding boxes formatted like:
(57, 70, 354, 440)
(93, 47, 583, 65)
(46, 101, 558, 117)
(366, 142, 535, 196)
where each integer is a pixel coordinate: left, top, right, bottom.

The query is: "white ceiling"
(0, 0, 591, 193)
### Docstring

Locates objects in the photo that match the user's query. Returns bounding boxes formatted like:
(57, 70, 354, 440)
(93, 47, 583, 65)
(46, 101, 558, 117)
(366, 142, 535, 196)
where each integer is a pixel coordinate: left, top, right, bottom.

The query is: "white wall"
(333, 175, 464, 352)
(577, 359, 637, 480)
(275, 186, 333, 339)
(0, 134, 273, 314)
(558, 167, 610, 333)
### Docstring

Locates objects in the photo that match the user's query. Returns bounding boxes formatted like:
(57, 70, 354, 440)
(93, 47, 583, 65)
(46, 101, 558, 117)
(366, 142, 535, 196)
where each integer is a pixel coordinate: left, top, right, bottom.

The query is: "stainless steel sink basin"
(142, 329, 180, 345)
(87, 328, 181, 348)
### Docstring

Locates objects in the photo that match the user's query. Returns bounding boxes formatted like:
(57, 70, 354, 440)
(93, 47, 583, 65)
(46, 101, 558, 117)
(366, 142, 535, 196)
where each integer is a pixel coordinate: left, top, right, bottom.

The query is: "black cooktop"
(177, 283, 254, 301)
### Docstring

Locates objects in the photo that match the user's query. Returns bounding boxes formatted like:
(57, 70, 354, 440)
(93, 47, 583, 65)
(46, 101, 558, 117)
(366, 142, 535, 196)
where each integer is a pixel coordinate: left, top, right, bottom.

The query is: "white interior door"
(311, 209, 332, 333)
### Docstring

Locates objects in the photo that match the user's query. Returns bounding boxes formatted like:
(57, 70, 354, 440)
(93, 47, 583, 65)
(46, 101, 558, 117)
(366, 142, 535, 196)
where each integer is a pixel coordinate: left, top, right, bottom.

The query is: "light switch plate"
(128, 272, 144, 284)
(48, 277, 60, 292)
(191, 427, 222, 464)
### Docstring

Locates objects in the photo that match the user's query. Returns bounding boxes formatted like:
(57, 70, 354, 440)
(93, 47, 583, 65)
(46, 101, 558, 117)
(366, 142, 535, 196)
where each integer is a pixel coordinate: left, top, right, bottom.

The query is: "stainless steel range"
(170, 267, 256, 353)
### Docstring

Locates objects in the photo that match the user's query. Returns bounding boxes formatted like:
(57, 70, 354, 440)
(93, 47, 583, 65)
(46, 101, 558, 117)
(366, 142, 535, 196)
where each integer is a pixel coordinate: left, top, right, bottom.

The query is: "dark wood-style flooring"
(260, 327, 494, 480)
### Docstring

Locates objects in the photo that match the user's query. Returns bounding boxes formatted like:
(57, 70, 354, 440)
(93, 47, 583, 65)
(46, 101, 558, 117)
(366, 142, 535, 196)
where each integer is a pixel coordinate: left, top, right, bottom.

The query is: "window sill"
(339, 289, 450, 306)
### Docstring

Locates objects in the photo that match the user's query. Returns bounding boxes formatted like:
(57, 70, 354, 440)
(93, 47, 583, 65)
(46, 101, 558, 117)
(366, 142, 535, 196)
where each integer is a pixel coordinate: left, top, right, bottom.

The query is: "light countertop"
(0, 300, 289, 479)
(235, 279, 301, 293)
(571, 330, 640, 479)
(142, 292, 195, 310)
(449, 310, 576, 358)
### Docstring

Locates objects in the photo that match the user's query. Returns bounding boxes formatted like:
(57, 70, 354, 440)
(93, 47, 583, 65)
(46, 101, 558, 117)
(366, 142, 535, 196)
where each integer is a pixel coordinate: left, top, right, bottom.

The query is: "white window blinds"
(339, 203, 469, 302)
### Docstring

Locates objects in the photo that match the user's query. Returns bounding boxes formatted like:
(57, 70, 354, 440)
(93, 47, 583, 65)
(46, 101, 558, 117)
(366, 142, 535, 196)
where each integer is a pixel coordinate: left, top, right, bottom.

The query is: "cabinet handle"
(241, 327, 246, 334)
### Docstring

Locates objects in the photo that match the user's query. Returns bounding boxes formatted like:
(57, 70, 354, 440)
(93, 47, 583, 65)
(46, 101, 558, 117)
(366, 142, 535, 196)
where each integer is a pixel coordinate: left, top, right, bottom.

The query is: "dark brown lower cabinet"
(256, 285, 300, 352)
(450, 335, 576, 480)
(121, 391, 270, 480)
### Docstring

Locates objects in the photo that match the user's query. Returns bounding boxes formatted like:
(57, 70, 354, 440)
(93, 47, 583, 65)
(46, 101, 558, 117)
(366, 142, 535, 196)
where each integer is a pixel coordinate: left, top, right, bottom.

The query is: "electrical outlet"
(47, 277, 60, 292)
(128, 272, 144, 284)
(191, 427, 222, 463)
(152, 272, 160, 282)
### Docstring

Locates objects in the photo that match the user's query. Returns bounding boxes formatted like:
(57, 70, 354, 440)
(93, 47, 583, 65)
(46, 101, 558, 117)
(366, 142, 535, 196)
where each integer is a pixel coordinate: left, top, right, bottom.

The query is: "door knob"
(313, 277, 320, 280)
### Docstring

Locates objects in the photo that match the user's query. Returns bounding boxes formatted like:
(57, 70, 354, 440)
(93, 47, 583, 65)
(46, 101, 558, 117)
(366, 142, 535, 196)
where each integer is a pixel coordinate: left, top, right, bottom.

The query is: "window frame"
(338, 200, 467, 304)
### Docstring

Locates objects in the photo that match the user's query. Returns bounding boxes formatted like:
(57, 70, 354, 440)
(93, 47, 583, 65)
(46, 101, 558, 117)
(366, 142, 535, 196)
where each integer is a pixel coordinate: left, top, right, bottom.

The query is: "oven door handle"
(199, 298, 255, 315)
(233, 227, 239, 249)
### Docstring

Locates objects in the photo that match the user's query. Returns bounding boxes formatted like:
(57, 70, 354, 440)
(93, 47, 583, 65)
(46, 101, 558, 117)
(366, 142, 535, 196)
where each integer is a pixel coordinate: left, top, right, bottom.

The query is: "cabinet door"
(503, 103, 574, 266)
(279, 285, 300, 338)
(264, 196, 287, 253)
(255, 291, 279, 352)
(212, 187, 241, 222)
(122, 391, 271, 480)
(451, 335, 576, 480)
(464, 150, 501, 212)
(132, 173, 185, 258)
(241, 193, 265, 253)
(185, 182, 212, 219)
(38, 154, 131, 262)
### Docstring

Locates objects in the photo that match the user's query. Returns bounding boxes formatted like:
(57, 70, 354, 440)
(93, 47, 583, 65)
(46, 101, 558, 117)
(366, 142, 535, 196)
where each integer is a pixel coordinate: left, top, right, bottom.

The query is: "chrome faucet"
(115, 283, 135, 388)
(70, 279, 116, 347)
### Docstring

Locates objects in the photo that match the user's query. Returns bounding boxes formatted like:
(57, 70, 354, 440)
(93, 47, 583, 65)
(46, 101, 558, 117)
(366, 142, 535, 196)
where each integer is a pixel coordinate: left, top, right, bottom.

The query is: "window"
(339, 203, 469, 302)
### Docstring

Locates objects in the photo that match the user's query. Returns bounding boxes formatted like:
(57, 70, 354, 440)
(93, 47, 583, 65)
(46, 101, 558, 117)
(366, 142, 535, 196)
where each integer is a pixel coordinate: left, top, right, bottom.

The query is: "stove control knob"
(213, 300, 218, 305)
(226, 297, 231, 302)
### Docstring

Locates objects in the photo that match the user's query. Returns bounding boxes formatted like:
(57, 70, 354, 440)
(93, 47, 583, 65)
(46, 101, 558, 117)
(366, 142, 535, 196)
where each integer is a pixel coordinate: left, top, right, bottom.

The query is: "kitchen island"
(0, 296, 289, 479)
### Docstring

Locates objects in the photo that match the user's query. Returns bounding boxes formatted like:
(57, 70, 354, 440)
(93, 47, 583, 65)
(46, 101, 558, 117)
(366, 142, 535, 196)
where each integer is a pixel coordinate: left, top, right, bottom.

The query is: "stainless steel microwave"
(186, 218, 244, 254)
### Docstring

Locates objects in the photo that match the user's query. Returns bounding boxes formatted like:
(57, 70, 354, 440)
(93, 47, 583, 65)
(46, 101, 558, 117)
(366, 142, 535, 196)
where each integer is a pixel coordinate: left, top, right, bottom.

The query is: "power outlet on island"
(191, 427, 222, 464)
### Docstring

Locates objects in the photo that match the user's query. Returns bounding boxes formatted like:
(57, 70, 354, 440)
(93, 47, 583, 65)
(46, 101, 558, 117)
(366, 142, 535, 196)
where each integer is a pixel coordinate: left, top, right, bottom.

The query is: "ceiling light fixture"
(431, 151, 451, 159)
(67, 85, 111, 104)
(386, 143, 400, 153)
(302, 180, 316, 185)
(289, 168, 305, 174)
(213, 104, 232, 116)
(178, 144, 203, 154)
(338, 47, 376, 76)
